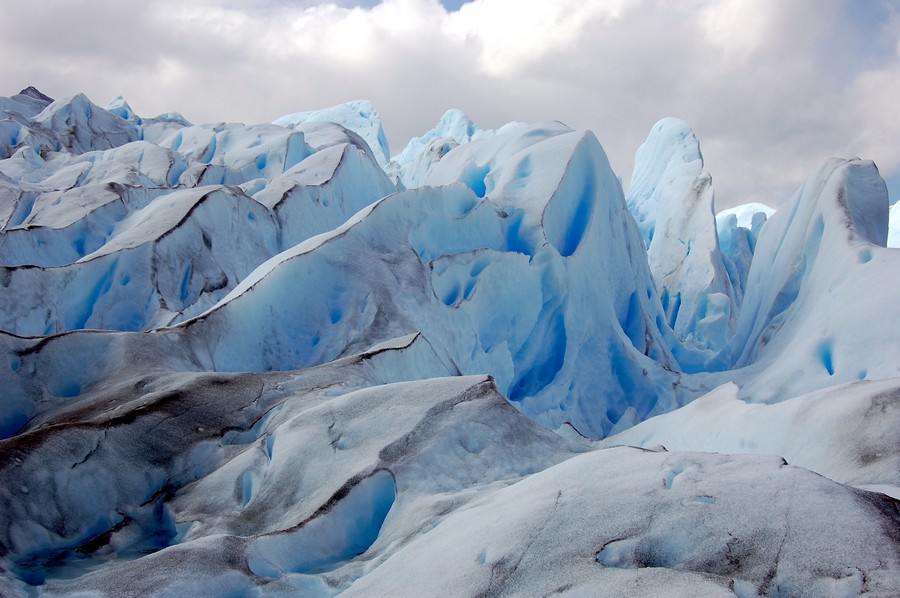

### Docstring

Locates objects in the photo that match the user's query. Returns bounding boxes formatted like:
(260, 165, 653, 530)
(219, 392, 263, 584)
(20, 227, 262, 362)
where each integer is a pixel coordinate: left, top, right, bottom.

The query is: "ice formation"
(0, 88, 897, 597)
(273, 100, 391, 169)
(715, 202, 774, 302)
(626, 118, 736, 355)
(888, 200, 900, 248)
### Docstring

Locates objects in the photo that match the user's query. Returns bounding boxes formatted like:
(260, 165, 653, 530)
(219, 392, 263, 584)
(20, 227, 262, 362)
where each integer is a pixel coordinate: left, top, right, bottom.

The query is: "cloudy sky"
(1, 0, 898, 208)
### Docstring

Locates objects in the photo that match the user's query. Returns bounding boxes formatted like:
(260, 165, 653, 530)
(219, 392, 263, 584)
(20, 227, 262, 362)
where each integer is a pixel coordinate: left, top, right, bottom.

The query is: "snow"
(344, 447, 900, 597)
(603, 379, 900, 487)
(0, 88, 899, 596)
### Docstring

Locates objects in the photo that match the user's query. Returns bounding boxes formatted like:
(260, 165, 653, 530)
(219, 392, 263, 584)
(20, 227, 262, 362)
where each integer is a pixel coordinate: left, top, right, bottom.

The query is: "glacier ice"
(343, 447, 900, 598)
(273, 100, 391, 169)
(728, 157, 897, 402)
(0, 88, 898, 597)
(889, 200, 900, 248)
(387, 108, 488, 188)
(715, 202, 774, 303)
(626, 118, 736, 355)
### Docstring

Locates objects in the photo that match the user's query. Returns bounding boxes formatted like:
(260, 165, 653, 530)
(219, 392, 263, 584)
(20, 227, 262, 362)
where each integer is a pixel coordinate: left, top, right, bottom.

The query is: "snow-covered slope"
(343, 447, 900, 598)
(603, 380, 900, 488)
(1, 89, 898, 597)
(728, 157, 898, 401)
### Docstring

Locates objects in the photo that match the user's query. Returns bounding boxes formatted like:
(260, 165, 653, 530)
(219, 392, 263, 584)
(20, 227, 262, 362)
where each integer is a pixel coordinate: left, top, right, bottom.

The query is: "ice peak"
(436, 109, 477, 140)
(273, 99, 390, 168)
(16, 86, 53, 103)
(732, 156, 894, 378)
(626, 118, 735, 355)
(627, 118, 704, 242)
(833, 157, 889, 246)
(106, 95, 141, 124)
(388, 109, 486, 189)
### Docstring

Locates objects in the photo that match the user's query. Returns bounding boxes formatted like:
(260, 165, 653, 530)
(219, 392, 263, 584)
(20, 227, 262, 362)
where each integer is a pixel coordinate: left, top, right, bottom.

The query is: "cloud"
(0, 0, 897, 208)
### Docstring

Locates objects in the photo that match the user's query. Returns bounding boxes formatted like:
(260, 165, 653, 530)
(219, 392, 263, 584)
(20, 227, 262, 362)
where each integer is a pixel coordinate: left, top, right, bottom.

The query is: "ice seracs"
(729, 157, 898, 402)
(273, 100, 391, 168)
(715, 202, 774, 303)
(387, 108, 487, 188)
(0, 88, 899, 596)
(626, 118, 736, 354)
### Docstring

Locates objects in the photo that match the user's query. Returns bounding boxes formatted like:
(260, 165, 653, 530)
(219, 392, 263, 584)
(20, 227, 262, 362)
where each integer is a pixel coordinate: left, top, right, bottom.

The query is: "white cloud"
(443, 0, 628, 76)
(0, 0, 897, 208)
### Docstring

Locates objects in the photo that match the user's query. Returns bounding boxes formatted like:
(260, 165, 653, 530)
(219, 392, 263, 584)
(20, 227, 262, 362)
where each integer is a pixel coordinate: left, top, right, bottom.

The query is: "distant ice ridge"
(716, 202, 774, 303)
(387, 108, 491, 188)
(889, 200, 900, 247)
(273, 99, 391, 168)
(0, 94, 396, 335)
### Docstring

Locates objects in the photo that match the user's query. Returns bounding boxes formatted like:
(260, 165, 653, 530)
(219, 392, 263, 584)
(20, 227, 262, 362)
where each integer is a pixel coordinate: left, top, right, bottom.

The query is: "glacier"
(0, 88, 898, 597)
(626, 118, 736, 356)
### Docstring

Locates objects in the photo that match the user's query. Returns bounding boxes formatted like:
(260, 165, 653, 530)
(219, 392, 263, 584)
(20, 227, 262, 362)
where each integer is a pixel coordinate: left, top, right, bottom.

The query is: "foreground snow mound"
(627, 118, 735, 354)
(604, 380, 900, 488)
(0, 337, 573, 594)
(344, 447, 900, 598)
(4, 345, 898, 598)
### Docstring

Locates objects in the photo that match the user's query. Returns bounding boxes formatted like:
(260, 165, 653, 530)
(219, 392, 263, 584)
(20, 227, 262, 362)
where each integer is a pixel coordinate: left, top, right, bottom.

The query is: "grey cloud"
(0, 0, 896, 209)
